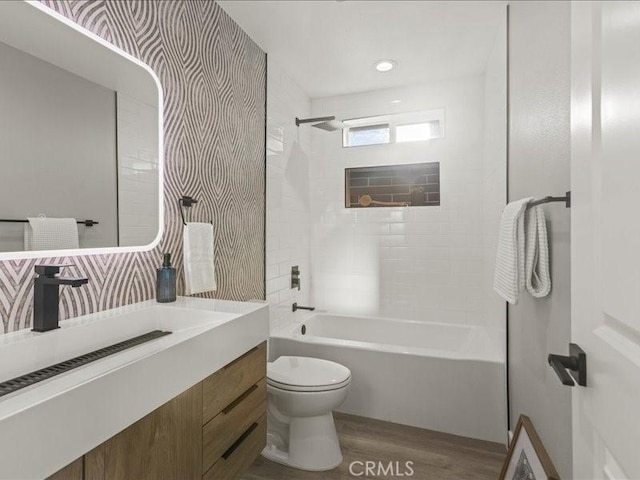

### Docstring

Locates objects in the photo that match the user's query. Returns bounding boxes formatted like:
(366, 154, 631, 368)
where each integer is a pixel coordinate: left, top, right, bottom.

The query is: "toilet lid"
(267, 356, 351, 392)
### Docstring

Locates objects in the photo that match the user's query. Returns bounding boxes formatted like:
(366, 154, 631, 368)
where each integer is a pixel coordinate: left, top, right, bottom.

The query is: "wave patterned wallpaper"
(0, 0, 266, 334)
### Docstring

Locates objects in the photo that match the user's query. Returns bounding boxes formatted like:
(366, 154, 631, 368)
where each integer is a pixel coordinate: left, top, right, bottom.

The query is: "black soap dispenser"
(156, 253, 177, 303)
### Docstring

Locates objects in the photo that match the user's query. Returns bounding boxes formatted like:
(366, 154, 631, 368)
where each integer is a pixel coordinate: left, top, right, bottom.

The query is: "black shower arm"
(295, 116, 336, 127)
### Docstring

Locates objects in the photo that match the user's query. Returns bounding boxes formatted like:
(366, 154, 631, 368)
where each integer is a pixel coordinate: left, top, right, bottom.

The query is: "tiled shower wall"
(0, 1, 266, 334)
(265, 60, 312, 334)
(309, 77, 484, 324)
(309, 74, 505, 331)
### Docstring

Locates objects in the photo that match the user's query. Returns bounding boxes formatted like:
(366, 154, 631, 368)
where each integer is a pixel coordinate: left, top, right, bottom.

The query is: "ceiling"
(218, 1, 507, 99)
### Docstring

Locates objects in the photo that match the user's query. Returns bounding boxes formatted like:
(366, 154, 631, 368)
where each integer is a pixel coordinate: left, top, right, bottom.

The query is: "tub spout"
(292, 303, 315, 312)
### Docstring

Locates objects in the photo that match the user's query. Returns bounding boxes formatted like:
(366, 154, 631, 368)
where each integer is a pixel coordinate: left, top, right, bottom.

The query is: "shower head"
(295, 116, 346, 132)
(312, 119, 346, 132)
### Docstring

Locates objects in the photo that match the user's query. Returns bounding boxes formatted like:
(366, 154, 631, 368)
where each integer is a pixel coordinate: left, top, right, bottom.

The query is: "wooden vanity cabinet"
(84, 383, 203, 480)
(201, 344, 267, 478)
(47, 342, 267, 480)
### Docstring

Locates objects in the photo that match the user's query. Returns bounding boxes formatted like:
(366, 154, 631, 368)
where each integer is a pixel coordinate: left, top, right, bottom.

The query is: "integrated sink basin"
(0, 302, 234, 387)
(0, 329, 173, 398)
(0, 296, 269, 479)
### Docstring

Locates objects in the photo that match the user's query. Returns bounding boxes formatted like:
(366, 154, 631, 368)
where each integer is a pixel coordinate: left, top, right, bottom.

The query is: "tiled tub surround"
(264, 14, 508, 448)
(265, 60, 313, 334)
(309, 74, 506, 332)
(0, 1, 266, 334)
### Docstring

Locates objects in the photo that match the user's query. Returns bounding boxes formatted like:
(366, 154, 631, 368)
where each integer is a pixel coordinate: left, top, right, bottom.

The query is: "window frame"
(342, 109, 445, 148)
(344, 123, 391, 147)
(395, 120, 442, 143)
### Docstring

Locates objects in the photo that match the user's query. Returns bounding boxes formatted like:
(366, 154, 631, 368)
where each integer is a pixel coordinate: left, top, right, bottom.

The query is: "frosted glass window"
(344, 124, 390, 147)
(396, 121, 442, 143)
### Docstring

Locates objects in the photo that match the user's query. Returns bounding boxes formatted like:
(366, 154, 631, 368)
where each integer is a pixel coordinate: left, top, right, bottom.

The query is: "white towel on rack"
(183, 222, 217, 295)
(493, 198, 533, 304)
(24, 217, 79, 251)
(524, 206, 551, 298)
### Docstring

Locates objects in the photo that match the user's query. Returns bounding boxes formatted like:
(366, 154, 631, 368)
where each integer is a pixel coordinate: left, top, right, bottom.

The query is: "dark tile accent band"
(345, 162, 440, 208)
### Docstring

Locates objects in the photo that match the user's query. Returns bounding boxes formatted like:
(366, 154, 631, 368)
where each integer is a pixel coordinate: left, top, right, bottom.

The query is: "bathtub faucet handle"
(292, 303, 315, 312)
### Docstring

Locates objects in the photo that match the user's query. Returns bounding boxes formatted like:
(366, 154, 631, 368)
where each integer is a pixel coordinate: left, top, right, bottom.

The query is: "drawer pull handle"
(222, 422, 259, 460)
(223, 384, 258, 414)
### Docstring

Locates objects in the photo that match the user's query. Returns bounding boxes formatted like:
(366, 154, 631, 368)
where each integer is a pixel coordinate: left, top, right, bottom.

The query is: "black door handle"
(548, 355, 577, 386)
(548, 343, 587, 387)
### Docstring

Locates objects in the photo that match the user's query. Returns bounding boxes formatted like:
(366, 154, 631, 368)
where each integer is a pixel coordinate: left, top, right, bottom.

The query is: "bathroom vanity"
(51, 343, 266, 480)
(0, 3, 269, 478)
(0, 298, 269, 479)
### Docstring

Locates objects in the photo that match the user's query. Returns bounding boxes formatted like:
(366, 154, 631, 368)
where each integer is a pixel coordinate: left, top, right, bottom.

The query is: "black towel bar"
(179, 196, 199, 226)
(528, 191, 571, 208)
(0, 218, 98, 226)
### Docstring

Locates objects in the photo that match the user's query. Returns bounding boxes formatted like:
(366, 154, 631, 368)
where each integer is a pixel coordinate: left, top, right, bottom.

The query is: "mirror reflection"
(0, 2, 160, 254)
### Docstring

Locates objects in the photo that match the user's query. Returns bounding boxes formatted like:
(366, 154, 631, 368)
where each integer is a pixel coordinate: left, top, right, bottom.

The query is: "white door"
(571, 2, 640, 478)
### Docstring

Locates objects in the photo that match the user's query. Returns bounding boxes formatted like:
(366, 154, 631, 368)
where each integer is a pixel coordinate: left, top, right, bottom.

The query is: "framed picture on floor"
(499, 415, 560, 480)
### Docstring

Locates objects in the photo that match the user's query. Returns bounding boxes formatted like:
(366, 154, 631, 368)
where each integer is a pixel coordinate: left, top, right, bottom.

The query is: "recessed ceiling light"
(391, 99, 402, 104)
(375, 60, 396, 72)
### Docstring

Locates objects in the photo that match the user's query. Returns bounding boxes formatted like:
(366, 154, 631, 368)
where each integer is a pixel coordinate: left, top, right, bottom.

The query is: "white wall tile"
(266, 60, 313, 334)
(267, 53, 505, 345)
(309, 75, 504, 330)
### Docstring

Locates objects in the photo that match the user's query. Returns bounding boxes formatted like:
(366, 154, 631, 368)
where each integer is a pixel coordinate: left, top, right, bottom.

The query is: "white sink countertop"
(0, 296, 269, 479)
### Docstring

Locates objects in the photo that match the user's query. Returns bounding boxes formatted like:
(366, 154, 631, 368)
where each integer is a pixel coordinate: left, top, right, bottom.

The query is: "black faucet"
(292, 303, 315, 312)
(32, 265, 89, 332)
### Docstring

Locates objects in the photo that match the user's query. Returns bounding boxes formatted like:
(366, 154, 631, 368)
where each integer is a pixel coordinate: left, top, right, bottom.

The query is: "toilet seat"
(267, 377, 351, 392)
(267, 356, 351, 392)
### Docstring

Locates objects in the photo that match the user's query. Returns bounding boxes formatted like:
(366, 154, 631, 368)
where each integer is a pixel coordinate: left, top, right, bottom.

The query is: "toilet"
(262, 356, 351, 471)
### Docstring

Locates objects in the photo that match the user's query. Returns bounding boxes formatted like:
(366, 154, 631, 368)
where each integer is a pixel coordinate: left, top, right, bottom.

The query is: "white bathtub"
(270, 313, 507, 444)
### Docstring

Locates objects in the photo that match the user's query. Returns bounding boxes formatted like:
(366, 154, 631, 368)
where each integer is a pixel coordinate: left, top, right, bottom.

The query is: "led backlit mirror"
(0, 1, 163, 259)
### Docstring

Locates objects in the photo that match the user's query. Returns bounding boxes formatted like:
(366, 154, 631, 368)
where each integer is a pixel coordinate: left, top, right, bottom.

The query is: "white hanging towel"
(524, 206, 551, 298)
(183, 222, 217, 295)
(493, 198, 533, 304)
(24, 217, 79, 251)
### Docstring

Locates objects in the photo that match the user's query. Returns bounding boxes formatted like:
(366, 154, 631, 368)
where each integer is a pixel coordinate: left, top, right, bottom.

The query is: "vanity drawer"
(202, 378, 267, 474)
(203, 414, 267, 480)
(203, 342, 266, 424)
